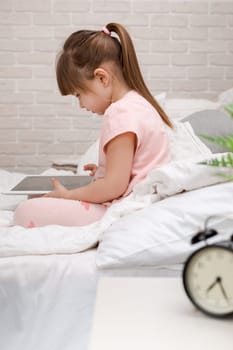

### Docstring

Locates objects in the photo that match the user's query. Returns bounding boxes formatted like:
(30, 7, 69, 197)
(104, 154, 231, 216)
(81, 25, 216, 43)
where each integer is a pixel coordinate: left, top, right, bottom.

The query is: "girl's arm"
(46, 132, 136, 203)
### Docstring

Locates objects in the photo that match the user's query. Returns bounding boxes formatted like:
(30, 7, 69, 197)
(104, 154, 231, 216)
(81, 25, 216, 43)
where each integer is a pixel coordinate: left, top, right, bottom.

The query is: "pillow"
(182, 109, 233, 153)
(167, 120, 211, 161)
(96, 181, 233, 269)
(165, 98, 220, 120)
(218, 88, 233, 106)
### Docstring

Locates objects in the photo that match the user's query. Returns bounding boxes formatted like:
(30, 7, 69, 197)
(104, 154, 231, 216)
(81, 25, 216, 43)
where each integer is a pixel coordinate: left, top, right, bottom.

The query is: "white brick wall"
(0, 0, 233, 173)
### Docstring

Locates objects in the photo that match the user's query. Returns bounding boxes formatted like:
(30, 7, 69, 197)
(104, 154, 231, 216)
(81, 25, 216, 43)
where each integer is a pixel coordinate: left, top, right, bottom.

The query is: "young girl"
(14, 23, 173, 228)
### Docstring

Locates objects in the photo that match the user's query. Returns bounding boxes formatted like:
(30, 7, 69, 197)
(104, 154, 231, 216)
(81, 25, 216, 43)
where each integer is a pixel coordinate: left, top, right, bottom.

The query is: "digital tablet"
(2, 175, 92, 195)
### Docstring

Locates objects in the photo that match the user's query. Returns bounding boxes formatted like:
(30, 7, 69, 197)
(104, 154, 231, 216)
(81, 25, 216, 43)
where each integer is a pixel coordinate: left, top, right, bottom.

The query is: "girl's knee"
(14, 199, 38, 228)
(14, 197, 62, 227)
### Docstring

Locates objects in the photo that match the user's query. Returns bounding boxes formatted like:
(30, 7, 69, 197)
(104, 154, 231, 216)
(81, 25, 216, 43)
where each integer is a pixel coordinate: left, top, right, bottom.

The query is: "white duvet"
(0, 152, 230, 258)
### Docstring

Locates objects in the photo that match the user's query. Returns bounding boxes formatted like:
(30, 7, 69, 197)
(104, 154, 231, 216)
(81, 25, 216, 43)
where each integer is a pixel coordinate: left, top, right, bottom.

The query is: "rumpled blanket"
(0, 154, 228, 257)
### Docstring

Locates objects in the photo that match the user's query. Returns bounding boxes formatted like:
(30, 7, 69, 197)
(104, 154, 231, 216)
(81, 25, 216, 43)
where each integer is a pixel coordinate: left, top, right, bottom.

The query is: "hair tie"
(102, 26, 111, 35)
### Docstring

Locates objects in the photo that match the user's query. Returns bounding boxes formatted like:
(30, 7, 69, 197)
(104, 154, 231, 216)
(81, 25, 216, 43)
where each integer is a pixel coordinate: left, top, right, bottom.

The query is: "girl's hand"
(44, 178, 69, 199)
(83, 163, 98, 176)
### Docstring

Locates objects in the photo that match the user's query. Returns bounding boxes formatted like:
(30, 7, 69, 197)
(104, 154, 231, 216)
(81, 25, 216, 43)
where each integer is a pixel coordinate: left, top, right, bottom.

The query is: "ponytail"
(105, 23, 173, 128)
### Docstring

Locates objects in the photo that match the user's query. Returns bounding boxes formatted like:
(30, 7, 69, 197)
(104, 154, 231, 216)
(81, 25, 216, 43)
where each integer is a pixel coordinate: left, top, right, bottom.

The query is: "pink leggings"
(13, 197, 107, 228)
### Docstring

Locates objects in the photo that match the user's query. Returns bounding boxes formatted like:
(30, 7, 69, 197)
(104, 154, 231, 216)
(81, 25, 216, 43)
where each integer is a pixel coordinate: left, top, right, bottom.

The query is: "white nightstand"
(89, 277, 232, 350)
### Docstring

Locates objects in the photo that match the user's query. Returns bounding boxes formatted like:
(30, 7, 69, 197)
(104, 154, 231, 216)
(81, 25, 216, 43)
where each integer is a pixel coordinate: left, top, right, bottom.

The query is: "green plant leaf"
(200, 134, 233, 152)
(224, 103, 233, 118)
(199, 152, 233, 168)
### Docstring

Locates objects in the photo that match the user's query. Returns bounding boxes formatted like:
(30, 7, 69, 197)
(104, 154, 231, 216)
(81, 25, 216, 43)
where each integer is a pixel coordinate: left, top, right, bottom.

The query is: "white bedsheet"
(0, 248, 182, 350)
(0, 153, 229, 258)
(0, 249, 97, 350)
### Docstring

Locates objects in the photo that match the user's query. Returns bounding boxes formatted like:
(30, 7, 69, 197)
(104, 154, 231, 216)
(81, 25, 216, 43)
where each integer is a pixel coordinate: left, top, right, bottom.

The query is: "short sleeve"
(101, 106, 144, 151)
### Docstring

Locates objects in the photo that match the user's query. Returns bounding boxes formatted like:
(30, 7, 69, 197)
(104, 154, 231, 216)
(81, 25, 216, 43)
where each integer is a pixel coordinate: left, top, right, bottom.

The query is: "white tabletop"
(89, 277, 232, 350)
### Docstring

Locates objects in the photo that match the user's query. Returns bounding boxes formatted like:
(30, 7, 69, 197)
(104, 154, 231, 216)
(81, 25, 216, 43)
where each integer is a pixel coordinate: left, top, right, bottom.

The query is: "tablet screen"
(8, 175, 92, 194)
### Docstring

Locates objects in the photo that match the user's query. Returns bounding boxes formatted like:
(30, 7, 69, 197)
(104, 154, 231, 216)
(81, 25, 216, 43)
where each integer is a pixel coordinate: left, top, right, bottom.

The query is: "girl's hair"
(56, 22, 173, 128)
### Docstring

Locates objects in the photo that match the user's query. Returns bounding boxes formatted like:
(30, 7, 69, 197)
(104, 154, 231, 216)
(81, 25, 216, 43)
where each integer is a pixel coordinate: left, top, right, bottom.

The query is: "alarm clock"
(182, 217, 233, 318)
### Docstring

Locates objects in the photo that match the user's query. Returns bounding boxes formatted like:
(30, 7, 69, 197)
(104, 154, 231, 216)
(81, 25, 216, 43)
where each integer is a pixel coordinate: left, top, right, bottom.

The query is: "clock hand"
(206, 278, 218, 293)
(216, 277, 229, 301)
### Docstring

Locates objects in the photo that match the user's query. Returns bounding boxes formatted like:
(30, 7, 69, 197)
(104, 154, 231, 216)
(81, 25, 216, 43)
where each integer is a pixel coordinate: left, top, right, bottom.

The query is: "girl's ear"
(94, 68, 110, 87)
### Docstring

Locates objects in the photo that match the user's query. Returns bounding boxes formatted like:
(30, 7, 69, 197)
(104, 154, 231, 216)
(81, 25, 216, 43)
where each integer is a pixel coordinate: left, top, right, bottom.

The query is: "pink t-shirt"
(95, 90, 171, 197)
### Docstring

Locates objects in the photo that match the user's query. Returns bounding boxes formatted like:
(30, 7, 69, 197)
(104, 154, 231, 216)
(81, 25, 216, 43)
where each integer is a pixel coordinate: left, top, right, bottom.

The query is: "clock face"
(183, 245, 233, 317)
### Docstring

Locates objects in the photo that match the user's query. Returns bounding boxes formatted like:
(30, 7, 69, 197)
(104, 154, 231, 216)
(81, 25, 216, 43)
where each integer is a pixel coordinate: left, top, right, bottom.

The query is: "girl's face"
(76, 72, 112, 115)
(77, 90, 110, 115)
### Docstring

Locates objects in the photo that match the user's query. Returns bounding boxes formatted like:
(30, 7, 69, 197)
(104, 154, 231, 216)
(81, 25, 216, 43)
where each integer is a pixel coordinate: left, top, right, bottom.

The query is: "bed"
(0, 101, 233, 350)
